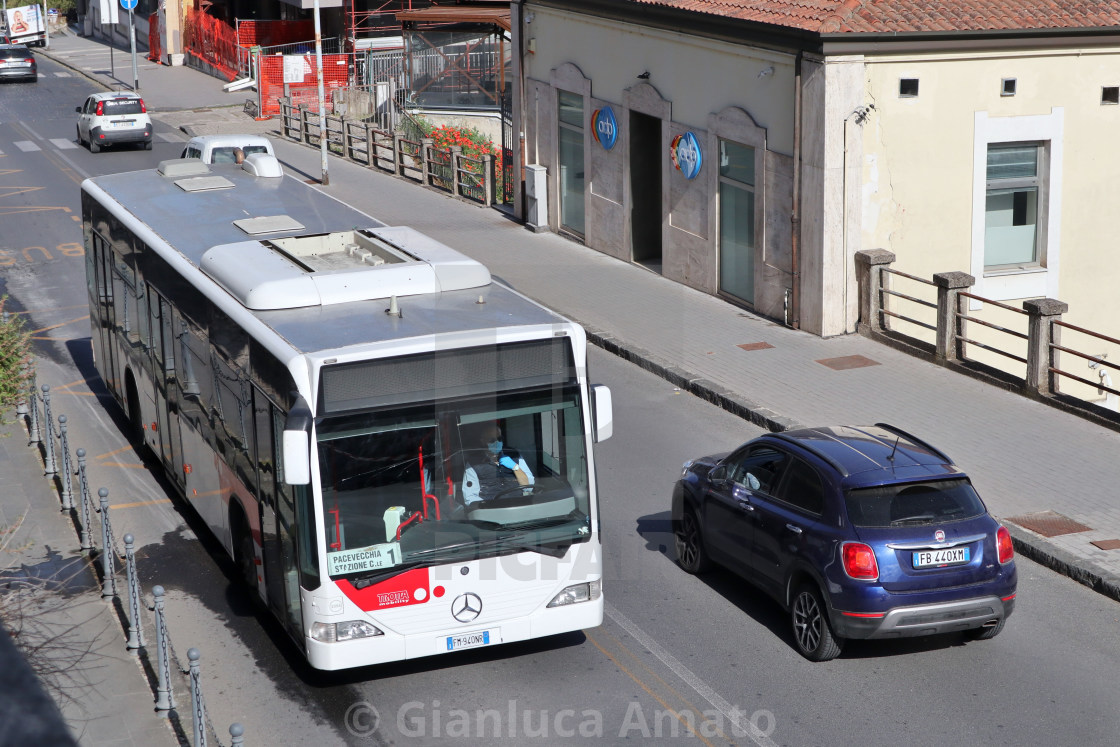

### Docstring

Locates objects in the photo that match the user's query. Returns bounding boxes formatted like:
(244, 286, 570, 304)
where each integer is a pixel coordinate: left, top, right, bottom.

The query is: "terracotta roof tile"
(623, 0, 1120, 33)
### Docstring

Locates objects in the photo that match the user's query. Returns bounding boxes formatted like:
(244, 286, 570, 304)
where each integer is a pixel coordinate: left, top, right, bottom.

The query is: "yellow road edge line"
(585, 630, 717, 747)
(110, 498, 172, 509)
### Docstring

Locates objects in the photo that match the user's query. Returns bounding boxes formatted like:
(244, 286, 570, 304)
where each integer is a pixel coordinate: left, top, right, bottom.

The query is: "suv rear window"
(844, 479, 986, 527)
(0, 48, 31, 59)
(103, 98, 144, 115)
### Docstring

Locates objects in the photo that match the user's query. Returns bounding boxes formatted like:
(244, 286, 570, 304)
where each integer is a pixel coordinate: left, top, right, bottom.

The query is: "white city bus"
(81, 156, 612, 670)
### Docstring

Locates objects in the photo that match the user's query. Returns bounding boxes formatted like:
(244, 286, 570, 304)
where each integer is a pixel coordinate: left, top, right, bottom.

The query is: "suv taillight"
(841, 542, 879, 580)
(996, 525, 1014, 564)
(139, 99, 147, 113)
(95, 101, 104, 116)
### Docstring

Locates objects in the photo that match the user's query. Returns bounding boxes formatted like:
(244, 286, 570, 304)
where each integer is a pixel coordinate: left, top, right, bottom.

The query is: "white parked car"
(75, 91, 152, 153)
(180, 134, 274, 164)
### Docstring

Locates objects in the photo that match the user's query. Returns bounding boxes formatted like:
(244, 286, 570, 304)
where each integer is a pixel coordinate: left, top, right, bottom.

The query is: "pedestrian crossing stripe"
(49, 139, 78, 150)
(14, 141, 40, 152)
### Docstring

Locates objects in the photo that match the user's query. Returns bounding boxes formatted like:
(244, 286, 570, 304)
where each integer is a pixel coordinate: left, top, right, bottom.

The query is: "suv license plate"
(913, 547, 969, 568)
(446, 630, 492, 651)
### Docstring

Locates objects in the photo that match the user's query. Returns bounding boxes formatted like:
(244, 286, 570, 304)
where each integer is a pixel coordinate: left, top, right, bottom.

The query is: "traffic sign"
(120, 0, 138, 10)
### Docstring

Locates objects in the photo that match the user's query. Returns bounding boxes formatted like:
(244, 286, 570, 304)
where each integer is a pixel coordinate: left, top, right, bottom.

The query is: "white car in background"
(75, 91, 152, 152)
(180, 134, 274, 164)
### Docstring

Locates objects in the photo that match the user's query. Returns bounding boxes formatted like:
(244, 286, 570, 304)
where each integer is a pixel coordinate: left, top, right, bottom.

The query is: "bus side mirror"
(592, 384, 613, 443)
(282, 396, 312, 485)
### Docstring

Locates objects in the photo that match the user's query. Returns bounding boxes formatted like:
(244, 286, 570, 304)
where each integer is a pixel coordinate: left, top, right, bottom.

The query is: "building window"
(984, 143, 1043, 269)
(718, 139, 756, 304)
(899, 78, 919, 97)
(557, 90, 585, 236)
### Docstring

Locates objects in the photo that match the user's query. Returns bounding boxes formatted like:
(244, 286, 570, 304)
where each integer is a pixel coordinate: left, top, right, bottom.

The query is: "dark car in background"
(0, 44, 37, 83)
(672, 423, 1017, 661)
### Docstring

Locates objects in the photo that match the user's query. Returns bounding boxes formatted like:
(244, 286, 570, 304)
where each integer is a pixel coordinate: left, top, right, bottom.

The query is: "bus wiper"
(350, 562, 425, 589)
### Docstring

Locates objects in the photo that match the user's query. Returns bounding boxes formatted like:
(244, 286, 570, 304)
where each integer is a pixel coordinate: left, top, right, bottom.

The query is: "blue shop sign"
(592, 106, 618, 151)
(671, 131, 702, 180)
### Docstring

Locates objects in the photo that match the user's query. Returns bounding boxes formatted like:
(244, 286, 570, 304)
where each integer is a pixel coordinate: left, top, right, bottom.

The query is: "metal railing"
(279, 98, 497, 207)
(16, 370, 246, 747)
(857, 249, 1120, 428)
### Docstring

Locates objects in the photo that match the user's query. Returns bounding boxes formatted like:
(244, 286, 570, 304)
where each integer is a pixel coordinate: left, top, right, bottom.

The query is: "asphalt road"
(2, 61, 1119, 746)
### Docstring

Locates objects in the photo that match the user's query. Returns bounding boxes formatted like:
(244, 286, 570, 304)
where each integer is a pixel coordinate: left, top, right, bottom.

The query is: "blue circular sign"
(592, 106, 618, 151)
(120, 0, 138, 10)
(671, 131, 703, 180)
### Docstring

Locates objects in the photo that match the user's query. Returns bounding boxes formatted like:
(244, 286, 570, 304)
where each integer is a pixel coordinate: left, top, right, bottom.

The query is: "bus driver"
(462, 424, 534, 504)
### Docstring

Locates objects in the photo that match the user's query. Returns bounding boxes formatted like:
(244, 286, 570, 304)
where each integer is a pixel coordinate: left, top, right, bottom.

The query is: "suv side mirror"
(75, 106, 81, 112)
(709, 465, 728, 485)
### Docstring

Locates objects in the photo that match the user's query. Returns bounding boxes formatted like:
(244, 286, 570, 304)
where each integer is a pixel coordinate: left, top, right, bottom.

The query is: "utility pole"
(313, 0, 328, 185)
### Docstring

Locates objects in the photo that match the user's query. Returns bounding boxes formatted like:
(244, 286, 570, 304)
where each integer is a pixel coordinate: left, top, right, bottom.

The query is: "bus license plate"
(446, 630, 491, 651)
(913, 547, 969, 568)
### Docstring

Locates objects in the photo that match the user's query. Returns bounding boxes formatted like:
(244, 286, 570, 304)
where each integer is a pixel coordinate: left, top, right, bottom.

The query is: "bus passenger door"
(257, 393, 302, 638)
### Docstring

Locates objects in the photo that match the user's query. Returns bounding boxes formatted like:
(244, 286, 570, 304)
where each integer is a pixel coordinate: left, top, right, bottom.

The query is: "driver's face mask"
(487, 439, 503, 455)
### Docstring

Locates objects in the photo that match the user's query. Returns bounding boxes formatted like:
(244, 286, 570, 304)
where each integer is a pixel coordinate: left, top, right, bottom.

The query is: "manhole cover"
(1006, 510, 1092, 537)
(737, 342, 774, 352)
(816, 354, 879, 370)
(1091, 539, 1120, 551)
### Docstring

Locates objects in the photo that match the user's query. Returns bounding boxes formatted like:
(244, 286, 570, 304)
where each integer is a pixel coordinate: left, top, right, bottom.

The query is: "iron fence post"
(98, 487, 117, 597)
(58, 415, 75, 511)
(365, 122, 374, 168)
(188, 648, 207, 747)
(933, 271, 975, 362)
(124, 533, 145, 650)
(153, 584, 175, 712)
(26, 369, 40, 445)
(1024, 298, 1069, 396)
(76, 449, 94, 551)
(15, 361, 28, 417)
(41, 385, 56, 477)
(392, 133, 402, 175)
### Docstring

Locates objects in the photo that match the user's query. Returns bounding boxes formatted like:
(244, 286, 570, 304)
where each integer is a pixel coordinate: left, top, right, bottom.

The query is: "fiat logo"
(934, 529, 946, 543)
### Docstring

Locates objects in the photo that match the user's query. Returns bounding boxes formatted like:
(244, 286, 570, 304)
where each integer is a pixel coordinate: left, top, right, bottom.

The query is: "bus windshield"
(316, 384, 591, 582)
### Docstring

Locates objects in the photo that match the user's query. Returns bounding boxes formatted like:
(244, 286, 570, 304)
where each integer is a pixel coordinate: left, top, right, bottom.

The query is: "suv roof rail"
(873, 422, 953, 463)
(770, 429, 851, 477)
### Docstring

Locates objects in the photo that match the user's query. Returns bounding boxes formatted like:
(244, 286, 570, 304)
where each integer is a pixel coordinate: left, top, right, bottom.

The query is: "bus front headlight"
(547, 579, 602, 608)
(310, 620, 384, 643)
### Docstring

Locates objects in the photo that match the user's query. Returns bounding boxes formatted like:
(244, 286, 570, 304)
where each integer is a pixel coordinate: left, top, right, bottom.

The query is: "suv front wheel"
(791, 585, 842, 662)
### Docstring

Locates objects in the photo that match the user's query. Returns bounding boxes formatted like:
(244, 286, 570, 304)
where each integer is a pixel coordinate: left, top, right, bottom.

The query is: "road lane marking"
(31, 315, 90, 335)
(585, 630, 717, 746)
(605, 602, 777, 747)
(110, 498, 172, 509)
(101, 462, 149, 470)
(52, 71, 72, 77)
(96, 446, 135, 459)
(597, 626, 733, 743)
(49, 139, 78, 150)
(13, 141, 40, 152)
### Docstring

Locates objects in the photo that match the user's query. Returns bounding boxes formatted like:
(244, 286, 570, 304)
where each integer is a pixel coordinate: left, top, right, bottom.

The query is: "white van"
(180, 134, 274, 165)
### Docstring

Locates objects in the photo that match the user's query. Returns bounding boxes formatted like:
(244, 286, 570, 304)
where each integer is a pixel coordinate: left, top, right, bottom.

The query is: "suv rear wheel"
(791, 585, 842, 662)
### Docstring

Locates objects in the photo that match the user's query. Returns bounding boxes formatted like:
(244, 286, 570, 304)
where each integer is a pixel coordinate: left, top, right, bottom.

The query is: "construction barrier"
(147, 12, 161, 63)
(183, 8, 239, 81)
(257, 52, 350, 117)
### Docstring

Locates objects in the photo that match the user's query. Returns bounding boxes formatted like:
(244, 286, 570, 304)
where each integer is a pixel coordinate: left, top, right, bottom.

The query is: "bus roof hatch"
(200, 226, 491, 310)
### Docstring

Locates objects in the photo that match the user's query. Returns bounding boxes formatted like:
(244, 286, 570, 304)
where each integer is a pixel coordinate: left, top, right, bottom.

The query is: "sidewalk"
(25, 23, 1120, 737)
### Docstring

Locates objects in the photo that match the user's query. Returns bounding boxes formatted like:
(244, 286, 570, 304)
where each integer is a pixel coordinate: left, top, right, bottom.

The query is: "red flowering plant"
(415, 120, 507, 203)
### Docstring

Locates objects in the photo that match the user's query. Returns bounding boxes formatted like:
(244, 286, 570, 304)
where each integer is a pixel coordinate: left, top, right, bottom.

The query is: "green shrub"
(0, 296, 32, 425)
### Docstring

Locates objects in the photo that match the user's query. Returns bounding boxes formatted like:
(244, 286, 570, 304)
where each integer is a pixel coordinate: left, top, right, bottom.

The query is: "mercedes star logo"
(451, 592, 482, 623)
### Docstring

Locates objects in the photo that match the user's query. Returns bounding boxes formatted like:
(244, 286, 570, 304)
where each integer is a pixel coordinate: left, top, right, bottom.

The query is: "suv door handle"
(737, 499, 754, 512)
(786, 523, 803, 534)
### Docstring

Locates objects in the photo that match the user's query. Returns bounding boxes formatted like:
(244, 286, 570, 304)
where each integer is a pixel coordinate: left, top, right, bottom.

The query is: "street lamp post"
(313, 0, 328, 185)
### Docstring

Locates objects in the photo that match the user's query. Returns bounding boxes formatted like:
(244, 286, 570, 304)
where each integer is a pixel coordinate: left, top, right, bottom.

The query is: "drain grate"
(816, 354, 880, 370)
(1091, 539, 1120, 551)
(1006, 510, 1092, 537)
(737, 342, 774, 352)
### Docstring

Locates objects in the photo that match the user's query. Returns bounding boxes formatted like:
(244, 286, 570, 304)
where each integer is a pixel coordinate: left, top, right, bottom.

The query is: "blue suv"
(671, 424, 1017, 661)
